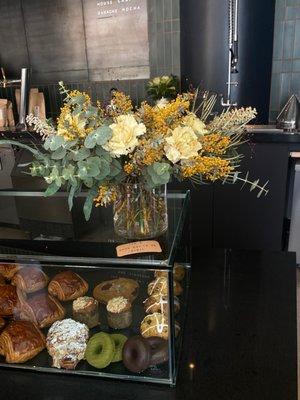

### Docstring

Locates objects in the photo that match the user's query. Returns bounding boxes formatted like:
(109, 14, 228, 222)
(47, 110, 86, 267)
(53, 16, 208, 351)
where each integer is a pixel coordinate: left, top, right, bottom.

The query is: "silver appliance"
(0, 67, 30, 130)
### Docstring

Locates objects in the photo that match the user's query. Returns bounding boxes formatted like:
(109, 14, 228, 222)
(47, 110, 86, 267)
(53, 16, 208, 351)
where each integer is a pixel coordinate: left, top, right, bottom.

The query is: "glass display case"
(0, 189, 191, 386)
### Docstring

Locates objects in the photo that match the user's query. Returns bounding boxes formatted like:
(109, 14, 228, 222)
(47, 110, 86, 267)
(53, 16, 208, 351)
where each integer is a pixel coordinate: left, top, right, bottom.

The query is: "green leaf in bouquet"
(83, 177, 94, 188)
(109, 159, 122, 178)
(63, 139, 78, 149)
(78, 157, 100, 179)
(62, 164, 75, 181)
(94, 125, 112, 145)
(44, 135, 65, 151)
(68, 179, 79, 211)
(92, 156, 110, 180)
(84, 133, 97, 149)
(147, 162, 171, 185)
(95, 147, 112, 162)
(72, 147, 91, 161)
(44, 182, 61, 197)
(85, 105, 99, 119)
(69, 94, 86, 107)
(51, 147, 67, 160)
(83, 187, 99, 221)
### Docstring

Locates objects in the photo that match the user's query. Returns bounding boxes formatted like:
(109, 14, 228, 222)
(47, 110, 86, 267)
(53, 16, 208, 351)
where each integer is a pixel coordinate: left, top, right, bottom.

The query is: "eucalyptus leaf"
(44, 182, 60, 197)
(72, 147, 91, 162)
(94, 125, 112, 145)
(84, 133, 97, 149)
(51, 148, 67, 160)
(83, 187, 98, 221)
(47, 135, 65, 151)
(68, 180, 79, 211)
(83, 177, 94, 188)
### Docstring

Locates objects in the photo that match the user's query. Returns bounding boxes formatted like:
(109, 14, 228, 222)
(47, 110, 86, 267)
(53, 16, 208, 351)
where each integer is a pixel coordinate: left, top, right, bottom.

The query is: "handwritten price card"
(116, 240, 162, 257)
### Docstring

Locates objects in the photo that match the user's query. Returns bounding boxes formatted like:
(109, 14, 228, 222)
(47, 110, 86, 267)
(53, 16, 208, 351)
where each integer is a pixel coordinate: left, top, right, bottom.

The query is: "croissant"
(48, 271, 88, 301)
(0, 317, 5, 330)
(0, 320, 45, 363)
(12, 266, 49, 294)
(0, 285, 25, 317)
(0, 274, 5, 285)
(18, 292, 65, 328)
(0, 263, 21, 280)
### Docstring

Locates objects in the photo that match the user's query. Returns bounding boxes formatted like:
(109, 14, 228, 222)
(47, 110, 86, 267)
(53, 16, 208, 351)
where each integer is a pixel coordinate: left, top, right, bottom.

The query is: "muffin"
(73, 296, 99, 329)
(107, 296, 132, 329)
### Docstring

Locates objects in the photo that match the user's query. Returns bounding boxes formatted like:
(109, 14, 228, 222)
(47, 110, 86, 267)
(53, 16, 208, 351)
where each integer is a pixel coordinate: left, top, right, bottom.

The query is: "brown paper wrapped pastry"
(0, 320, 45, 363)
(0, 285, 25, 317)
(0, 263, 21, 280)
(48, 271, 88, 302)
(12, 266, 49, 294)
(18, 292, 65, 329)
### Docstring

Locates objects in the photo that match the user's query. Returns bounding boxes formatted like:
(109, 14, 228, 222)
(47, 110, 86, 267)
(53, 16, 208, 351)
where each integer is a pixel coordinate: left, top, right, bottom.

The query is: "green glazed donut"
(85, 332, 115, 369)
(111, 334, 128, 363)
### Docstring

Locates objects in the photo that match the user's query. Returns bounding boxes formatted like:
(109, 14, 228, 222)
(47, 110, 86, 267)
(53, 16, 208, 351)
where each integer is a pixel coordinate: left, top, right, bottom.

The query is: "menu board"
(84, 0, 150, 81)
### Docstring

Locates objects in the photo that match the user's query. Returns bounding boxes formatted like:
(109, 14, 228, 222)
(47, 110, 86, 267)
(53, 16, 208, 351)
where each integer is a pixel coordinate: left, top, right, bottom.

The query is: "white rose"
(152, 77, 161, 85)
(104, 115, 146, 157)
(164, 126, 202, 164)
(182, 114, 209, 136)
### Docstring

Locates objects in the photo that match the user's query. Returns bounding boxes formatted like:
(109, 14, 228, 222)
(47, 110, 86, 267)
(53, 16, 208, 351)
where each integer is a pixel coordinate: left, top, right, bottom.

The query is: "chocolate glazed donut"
(122, 336, 151, 373)
(148, 337, 169, 366)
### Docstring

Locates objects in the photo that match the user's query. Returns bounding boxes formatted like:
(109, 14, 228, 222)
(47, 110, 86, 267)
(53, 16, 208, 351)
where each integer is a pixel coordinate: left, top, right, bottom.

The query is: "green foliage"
(146, 162, 171, 186)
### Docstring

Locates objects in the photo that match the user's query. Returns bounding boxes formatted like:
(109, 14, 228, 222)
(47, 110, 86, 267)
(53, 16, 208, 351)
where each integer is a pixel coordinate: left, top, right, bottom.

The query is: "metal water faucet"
(0, 67, 30, 131)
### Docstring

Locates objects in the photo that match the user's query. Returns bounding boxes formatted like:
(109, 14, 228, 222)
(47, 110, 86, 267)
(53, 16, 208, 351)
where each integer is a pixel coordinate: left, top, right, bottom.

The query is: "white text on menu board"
(97, 0, 141, 17)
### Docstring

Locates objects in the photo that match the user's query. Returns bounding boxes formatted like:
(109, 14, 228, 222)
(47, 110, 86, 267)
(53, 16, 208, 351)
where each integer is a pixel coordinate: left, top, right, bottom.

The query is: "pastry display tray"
(0, 262, 190, 385)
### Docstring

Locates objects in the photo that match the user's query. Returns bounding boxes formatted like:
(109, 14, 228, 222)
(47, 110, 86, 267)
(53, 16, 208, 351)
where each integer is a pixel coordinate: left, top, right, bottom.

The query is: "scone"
(48, 271, 88, 302)
(12, 266, 49, 294)
(147, 277, 182, 297)
(46, 318, 89, 369)
(93, 278, 139, 305)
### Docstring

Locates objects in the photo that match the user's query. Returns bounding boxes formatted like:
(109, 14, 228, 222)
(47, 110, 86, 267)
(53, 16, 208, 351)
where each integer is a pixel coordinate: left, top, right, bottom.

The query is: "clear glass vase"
(113, 183, 168, 240)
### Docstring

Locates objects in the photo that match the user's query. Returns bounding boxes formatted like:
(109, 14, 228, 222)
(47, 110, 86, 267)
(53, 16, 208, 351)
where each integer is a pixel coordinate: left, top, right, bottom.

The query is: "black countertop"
(0, 249, 297, 400)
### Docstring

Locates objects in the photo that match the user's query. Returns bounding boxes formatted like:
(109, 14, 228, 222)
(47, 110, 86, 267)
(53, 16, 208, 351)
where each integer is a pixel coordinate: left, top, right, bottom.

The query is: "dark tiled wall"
(0, 0, 180, 119)
(270, 0, 300, 122)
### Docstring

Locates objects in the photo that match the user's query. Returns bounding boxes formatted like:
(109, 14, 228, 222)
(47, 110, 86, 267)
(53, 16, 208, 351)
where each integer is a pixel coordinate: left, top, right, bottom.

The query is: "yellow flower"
(182, 113, 209, 136)
(181, 156, 233, 181)
(164, 126, 202, 164)
(152, 77, 161, 85)
(104, 115, 146, 157)
(155, 97, 169, 109)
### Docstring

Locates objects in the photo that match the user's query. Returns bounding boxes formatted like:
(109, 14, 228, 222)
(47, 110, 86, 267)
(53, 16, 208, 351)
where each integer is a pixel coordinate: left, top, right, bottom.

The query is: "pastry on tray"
(107, 296, 132, 329)
(48, 271, 88, 302)
(0, 274, 5, 285)
(154, 262, 186, 282)
(0, 285, 25, 317)
(140, 313, 180, 340)
(72, 296, 99, 329)
(93, 278, 139, 305)
(46, 318, 89, 369)
(0, 320, 45, 363)
(12, 266, 49, 294)
(0, 263, 21, 280)
(147, 277, 182, 297)
(18, 292, 65, 329)
(0, 317, 5, 330)
(143, 294, 180, 315)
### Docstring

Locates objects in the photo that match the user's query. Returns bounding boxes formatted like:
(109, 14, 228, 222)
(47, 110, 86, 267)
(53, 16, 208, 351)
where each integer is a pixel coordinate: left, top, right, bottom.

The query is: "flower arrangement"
(146, 75, 179, 102)
(0, 81, 268, 237)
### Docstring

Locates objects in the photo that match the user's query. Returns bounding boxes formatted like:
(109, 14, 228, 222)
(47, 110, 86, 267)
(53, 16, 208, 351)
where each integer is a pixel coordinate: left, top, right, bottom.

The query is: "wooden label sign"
(116, 240, 162, 257)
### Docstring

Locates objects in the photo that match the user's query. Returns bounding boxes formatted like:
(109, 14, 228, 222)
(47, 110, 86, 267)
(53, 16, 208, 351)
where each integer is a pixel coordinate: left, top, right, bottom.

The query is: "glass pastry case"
(0, 189, 191, 386)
